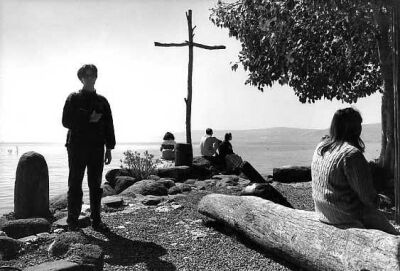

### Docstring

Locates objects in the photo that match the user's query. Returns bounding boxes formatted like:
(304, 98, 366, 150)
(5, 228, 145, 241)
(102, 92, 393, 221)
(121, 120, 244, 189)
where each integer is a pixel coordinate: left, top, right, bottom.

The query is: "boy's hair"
(77, 64, 98, 81)
(206, 128, 213, 135)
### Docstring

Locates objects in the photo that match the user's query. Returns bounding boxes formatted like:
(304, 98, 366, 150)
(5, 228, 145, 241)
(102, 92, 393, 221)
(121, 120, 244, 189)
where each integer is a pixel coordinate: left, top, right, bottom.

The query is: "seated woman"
(160, 132, 176, 160)
(218, 132, 243, 173)
(311, 107, 398, 235)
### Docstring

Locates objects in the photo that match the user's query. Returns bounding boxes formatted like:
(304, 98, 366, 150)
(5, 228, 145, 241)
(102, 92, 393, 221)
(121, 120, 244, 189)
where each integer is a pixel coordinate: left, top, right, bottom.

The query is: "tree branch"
(192, 42, 226, 50)
(154, 42, 189, 47)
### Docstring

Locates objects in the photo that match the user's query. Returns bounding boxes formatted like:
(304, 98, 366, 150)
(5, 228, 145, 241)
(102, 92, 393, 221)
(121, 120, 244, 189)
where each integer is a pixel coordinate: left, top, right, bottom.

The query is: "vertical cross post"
(393, 2, 400, 224)
(155, 9, 226, 144)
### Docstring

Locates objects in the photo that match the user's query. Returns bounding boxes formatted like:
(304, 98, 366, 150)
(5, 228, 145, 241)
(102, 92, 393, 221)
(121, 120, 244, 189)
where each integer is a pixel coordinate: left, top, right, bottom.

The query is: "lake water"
(0, 140, 381, 215)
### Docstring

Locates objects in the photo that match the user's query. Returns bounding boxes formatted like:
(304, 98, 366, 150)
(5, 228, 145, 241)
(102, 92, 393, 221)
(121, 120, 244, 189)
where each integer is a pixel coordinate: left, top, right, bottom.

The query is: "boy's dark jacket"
(62, 90, 115, 149)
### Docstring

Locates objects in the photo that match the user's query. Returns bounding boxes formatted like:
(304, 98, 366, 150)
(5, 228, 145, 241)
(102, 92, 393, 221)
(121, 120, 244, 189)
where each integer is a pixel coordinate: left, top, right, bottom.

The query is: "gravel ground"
(2, 180, 397, 271)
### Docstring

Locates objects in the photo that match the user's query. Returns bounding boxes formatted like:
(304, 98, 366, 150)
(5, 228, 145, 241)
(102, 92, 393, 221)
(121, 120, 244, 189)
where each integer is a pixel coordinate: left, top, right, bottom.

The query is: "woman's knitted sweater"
(311, 141, 378, 225)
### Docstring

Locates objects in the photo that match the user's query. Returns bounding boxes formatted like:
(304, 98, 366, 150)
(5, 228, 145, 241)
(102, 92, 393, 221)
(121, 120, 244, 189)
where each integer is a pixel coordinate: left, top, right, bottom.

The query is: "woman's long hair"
(318, 107, 365, 155)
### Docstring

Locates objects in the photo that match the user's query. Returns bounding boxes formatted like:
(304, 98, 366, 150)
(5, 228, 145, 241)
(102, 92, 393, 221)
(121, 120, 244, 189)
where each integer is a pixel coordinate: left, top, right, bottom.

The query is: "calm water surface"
(0, 141, 380, 215)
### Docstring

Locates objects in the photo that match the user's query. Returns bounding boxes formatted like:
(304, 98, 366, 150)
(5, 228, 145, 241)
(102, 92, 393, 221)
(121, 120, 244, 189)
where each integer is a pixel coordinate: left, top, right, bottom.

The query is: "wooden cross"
(155, 9, 226, 145)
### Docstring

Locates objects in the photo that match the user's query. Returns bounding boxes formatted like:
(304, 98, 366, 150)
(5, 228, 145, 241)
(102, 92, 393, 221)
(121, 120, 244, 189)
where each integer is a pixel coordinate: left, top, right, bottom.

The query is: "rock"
(114, 176, 136, 194)
(19, 235, 38, 243)
(175, 183, 191, 193)
(15, 151, 50, 218)
(241, 183, 293, 208)
(148, 175, 161, 180)
(102, 183, 116, 197)
(0, 218, 50, 239)
(192, 180, 208, 190)
(191, 156, 213, 179)
(238, 177, 252, 187)
(212, 174, 239, 181)
(0, 236, 23, 260)
(49, 193, 68, 212)
(23, 260, 82, 271)
(141, 195, 163, 205)
(102, 196, 124, 208)
(66, 243, 104, 271)
(184, 179, 197, 184)
(120, 179, 168, 196)
(105, 168, 131, 187)
(53, 215, 91, 229)
(0, 231, 6, 237)
(168, 186, 181, 195)
(157, 166, 192, 182)
(192, 156, 211, 168)
(48, 231, 89, 257)
(213, 175, 239, 187)
(272, 166, 311, 183)
(53, 210, 68, 221)
(157, 178, 176, 188)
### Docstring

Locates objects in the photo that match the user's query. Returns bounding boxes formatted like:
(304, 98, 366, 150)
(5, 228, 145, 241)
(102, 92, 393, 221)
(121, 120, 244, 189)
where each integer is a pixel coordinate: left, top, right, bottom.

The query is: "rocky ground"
(1, 177, 317, 271)
(1, 174, 398, 271)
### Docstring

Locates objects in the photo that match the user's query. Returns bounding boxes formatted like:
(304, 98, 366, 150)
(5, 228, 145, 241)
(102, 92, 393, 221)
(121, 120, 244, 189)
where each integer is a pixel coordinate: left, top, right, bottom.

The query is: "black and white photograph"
(1, 0, 400, 270)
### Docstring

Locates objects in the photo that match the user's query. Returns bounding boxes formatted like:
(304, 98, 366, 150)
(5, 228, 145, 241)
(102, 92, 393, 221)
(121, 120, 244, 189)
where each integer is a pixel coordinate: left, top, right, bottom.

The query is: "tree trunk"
(186, 10, 193, 145)
(375, 8, 395, 184)
(198, 194, 400, 271)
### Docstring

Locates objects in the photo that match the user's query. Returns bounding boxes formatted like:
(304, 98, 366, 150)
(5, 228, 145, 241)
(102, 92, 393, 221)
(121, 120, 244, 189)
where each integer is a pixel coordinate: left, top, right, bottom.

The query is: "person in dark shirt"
(218, 132, 234, 160)
(62, 64, 115, 232)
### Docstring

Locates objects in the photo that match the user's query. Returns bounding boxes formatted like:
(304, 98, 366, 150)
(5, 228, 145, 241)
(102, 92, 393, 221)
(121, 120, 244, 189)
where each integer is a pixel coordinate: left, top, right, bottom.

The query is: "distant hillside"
(180, 123, 381, 145)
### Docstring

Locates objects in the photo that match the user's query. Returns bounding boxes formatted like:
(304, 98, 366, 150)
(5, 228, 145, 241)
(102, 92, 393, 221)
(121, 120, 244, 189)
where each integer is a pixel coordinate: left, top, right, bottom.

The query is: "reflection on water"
(0, 141, 380, 215)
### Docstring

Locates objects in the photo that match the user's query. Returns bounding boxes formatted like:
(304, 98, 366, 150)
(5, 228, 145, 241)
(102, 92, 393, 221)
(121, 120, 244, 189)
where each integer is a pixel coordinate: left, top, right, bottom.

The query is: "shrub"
(120, 150, 160, 181)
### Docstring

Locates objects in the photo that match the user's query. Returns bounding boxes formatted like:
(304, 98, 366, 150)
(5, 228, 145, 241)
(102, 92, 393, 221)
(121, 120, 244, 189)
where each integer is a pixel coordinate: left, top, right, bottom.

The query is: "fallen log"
(198, 194, 400, 271)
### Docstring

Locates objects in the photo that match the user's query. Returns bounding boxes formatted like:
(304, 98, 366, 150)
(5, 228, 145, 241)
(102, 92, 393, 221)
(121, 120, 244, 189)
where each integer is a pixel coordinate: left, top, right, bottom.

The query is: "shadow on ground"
(203, 218, 302, 271)
(88, 230, 176, 270)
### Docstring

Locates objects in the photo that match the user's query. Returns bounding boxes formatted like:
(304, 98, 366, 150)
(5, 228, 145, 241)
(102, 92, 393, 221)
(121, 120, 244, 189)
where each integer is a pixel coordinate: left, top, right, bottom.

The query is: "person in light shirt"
(199, 128, 222, 164)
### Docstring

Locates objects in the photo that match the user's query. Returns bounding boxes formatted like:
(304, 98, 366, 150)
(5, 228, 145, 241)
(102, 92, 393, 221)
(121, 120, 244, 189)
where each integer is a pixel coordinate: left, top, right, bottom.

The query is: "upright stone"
(14, 151, 50, 218)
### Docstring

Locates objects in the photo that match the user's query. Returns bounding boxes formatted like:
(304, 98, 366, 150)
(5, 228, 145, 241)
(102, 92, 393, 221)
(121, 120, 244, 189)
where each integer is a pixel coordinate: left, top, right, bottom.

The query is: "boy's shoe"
(92, 221, 110, 232)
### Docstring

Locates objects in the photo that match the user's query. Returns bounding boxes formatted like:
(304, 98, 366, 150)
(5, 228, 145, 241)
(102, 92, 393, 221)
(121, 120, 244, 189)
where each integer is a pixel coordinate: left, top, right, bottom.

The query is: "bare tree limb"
(154, 42, 188, 47)
(192, 42, 226, 50)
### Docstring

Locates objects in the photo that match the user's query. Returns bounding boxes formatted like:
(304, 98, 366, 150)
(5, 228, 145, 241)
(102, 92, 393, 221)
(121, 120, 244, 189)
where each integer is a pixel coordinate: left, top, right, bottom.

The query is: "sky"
(0, 0, 382, 143)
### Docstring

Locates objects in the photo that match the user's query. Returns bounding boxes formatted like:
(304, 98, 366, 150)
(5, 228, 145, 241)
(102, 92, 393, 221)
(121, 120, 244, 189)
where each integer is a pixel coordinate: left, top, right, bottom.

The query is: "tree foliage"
(210, 0, 386, 103)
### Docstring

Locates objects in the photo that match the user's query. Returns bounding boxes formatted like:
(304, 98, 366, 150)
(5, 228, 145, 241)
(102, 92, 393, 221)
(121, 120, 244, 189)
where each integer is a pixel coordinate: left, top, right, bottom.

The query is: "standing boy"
(62, 64, 115, 232)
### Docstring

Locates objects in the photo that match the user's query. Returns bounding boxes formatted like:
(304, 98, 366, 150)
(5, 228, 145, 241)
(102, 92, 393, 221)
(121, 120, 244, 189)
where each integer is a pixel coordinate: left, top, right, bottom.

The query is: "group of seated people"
(159, 107, 399, 235)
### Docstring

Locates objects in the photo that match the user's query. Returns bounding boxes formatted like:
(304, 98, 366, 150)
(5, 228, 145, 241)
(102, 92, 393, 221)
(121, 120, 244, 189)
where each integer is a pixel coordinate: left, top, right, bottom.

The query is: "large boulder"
(191, 156, 213, 179)
(48, 231, 89, 257)
(114, 176, 136, 194)
(65, 243, 104, 271)
(0, 218, 50, 239)
(157, 166, 192, 182)
(120, 179, 168, 197)
(168, 183, 192, 195)
(272, 166, 311, 183)
(0, 236, 23, 260)
(105, 168, 131, 187)
(157, 178, 176, 189)
(14, 151, 50, 218)
(49, 193, 68, 212)
(101, 183, 116, 197)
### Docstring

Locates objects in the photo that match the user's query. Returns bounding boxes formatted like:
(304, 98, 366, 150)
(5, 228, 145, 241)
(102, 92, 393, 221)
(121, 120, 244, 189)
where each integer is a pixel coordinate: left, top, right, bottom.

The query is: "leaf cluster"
(210, 0, 386, 103)
(120, 150, 160, 180)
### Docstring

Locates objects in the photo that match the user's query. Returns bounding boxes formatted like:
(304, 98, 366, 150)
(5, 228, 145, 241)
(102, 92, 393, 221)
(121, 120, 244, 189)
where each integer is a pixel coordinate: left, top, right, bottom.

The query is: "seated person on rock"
(160, 132, 176, 160)
(218, 132, 243, 173)
(199, 128, 222, 165)
(311, 107, 398, 235)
